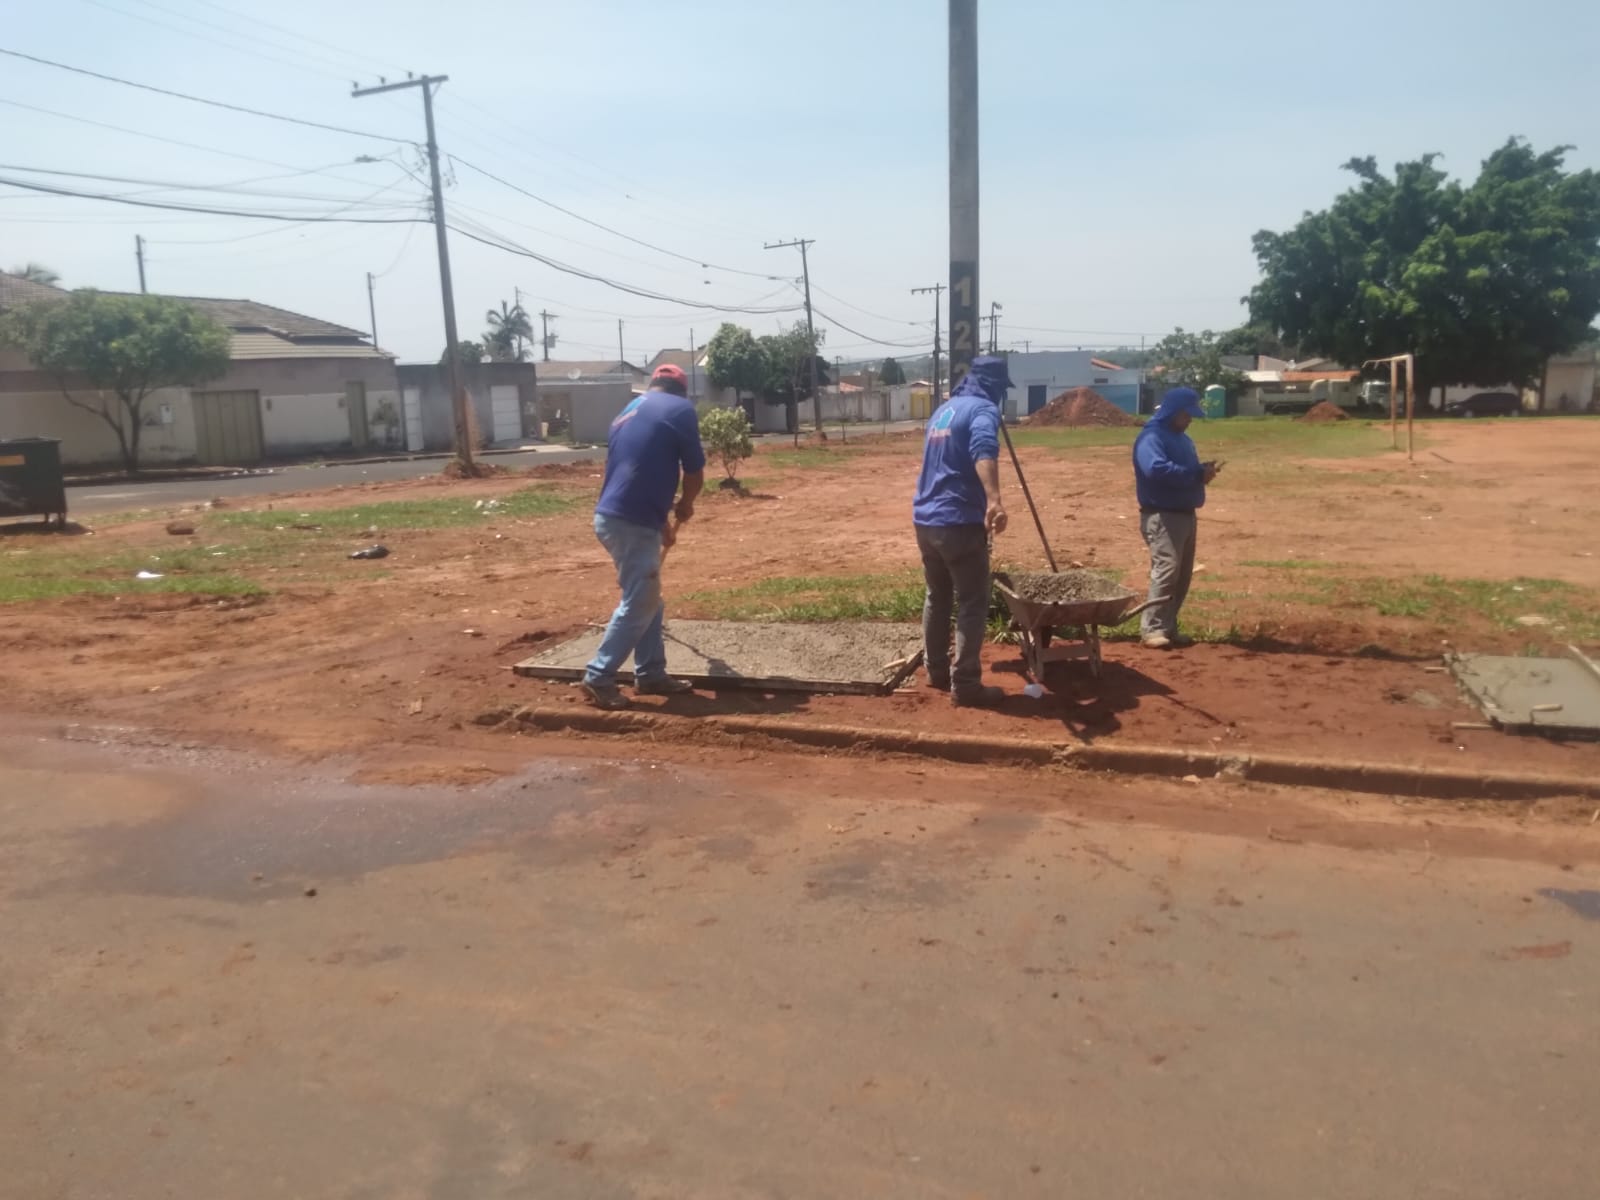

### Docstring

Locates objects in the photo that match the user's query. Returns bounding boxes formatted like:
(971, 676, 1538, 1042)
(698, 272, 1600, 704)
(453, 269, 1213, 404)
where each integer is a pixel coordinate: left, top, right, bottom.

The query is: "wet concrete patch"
(1539, 888, 1600, 921)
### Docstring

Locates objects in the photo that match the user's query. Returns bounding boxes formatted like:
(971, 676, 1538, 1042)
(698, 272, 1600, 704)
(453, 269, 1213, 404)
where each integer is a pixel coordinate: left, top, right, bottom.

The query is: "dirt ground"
(2, 418, 1598, 785)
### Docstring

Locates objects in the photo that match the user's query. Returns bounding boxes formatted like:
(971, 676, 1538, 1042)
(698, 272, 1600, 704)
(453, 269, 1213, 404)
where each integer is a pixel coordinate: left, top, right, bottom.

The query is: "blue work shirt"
(1133, 414, 1206, 511)
(595, 389, 706, 530)
(912, 393, 1001, 527)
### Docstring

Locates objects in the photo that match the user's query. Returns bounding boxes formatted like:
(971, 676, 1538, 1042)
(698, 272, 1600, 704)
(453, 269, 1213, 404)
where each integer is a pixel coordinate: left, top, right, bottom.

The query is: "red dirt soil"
(1027, 388, 1142, 428)
(1, 421, 1598, 788)
(1299, 401, 1350, 423)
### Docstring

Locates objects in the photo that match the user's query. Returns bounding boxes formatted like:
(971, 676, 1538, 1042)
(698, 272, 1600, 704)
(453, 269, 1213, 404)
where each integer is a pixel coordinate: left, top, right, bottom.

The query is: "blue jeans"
(584, 513, 668, 687)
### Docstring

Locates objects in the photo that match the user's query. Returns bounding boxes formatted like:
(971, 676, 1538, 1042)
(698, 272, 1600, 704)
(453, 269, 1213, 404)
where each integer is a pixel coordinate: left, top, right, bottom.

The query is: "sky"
(3, 0, 1597, 366)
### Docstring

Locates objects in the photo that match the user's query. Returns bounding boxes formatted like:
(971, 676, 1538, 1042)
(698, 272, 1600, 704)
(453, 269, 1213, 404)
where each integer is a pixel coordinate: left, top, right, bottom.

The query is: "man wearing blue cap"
(912, 356, 1012, 706)
(1133, 386, 1221, 649)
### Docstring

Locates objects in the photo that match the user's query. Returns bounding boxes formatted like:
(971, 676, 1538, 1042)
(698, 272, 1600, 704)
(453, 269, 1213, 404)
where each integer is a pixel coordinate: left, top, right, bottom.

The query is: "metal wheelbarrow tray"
(992, 569, 1161, 681)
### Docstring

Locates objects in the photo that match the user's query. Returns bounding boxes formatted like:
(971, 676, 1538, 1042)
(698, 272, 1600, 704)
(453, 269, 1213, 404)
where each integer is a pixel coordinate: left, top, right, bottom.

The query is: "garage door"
(192, 390, 264, 465)
(490, 384, 522, 443)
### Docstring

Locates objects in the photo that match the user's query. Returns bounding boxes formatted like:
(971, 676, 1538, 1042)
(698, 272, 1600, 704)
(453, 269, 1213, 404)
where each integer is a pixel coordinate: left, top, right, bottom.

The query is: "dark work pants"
(916, 523, 990, 693)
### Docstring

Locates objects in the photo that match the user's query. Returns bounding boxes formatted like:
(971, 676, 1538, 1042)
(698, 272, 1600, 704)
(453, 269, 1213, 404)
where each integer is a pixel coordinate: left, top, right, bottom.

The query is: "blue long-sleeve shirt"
(1133, 416, 1206, 511)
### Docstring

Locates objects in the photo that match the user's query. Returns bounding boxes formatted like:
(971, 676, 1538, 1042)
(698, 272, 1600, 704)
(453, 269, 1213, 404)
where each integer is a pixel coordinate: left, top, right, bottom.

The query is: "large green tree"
(9, 262, 60, 285)
(0, 291, 231, 474)
(1248, 139, 1600, 399)
(877, 356, 907, 385)
(483, 300, 533, 362)
(703, 323, 766, 403)
(1146, 327, 1248, 394)
(757, 323, 828, 434)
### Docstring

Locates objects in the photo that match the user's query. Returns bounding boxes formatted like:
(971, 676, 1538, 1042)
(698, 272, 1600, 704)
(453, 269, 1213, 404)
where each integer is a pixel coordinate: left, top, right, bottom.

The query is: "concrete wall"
(537, 380, 636, 445)
(1543, 357, 1597, 412)
(815, 389, 891, 423)
(0, 381, 194, 466)
(396, 362, 538, 451)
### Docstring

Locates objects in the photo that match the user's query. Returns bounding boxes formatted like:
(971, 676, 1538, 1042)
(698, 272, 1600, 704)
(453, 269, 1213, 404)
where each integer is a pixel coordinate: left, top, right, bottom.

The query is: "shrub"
(699, 406, 754, 480)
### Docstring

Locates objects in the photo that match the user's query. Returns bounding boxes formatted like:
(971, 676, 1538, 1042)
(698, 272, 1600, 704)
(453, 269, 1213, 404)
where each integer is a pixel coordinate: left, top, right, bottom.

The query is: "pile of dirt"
(440, 459, 512, 480)
(1025, 388, 1141, 428)
(1298, 400, 1349, 424)
(1001, 570, 1132, 605)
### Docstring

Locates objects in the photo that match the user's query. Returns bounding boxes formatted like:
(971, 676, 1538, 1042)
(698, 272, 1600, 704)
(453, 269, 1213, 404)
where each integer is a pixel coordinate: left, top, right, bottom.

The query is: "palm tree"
(484, 300, 533, 362)
(10, 262, 61, 285)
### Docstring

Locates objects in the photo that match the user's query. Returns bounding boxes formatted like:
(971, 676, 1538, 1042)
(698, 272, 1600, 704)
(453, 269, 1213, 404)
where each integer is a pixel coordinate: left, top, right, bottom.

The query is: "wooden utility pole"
(366, 271, 379, 348)
(949, 0, 980, 388)
(135, 234, 147, 293)
(912, 284, 946, 409)
(352, 73, 474, 473)
(764, 238, 823, 434)
(539, 309, 555, 361)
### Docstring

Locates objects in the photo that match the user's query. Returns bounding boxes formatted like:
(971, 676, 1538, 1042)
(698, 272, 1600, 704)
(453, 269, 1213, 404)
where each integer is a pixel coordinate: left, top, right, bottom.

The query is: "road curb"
(508, 706, 1598, 802)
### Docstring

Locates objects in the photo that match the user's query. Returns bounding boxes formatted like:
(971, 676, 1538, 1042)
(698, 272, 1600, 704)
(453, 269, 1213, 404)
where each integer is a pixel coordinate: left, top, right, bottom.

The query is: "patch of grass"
(219, 485, 573, 533)
(687, 572, 924, 622)
(1010, 415, 1399, 461)
(1240, 559, 1340, 571)
(761, 445, 864, 471)
(0, 543, 266, 604)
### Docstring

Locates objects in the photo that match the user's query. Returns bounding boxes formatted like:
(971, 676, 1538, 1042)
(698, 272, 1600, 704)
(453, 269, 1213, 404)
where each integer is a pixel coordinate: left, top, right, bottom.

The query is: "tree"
(0, 291, 230, 475)
(440, 338, 485, 367)
(698, 406, 753, 482)
(1146, 327, 1248, 394)
(1214, 323, 1299, 362)
(483, 300, 533, 361)
(9, 263, 60, 285)
(757, 323, 828, 434)
(1248, 139, 1600, 401)
(704, 323, 766, 404)
(878, 356, 907, 385)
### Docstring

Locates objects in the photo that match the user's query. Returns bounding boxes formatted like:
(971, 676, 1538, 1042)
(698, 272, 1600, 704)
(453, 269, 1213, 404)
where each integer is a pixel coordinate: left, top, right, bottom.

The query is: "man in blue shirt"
(1132, 387, 1221, 650)
(912, 356, 1012, 707)
(582, 363, 706, 709)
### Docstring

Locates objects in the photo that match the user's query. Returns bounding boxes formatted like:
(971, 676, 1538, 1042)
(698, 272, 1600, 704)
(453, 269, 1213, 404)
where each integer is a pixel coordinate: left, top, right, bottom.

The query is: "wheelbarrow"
(992, 570, 1165, 681)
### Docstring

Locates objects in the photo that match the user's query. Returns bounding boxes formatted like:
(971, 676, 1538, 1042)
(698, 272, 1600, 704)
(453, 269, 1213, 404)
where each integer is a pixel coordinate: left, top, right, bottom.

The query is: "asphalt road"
(3, 728, 1596, 1198)
(66, 446, 605, 514)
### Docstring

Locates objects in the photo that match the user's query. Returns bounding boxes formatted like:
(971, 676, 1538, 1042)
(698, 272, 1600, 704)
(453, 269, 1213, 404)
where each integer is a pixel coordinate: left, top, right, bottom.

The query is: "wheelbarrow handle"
(1123, 596, 1170, 620)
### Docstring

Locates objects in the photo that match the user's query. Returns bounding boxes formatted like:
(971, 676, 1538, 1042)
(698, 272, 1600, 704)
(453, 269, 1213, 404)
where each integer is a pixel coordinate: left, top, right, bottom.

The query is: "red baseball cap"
(651, 363, 689, 385)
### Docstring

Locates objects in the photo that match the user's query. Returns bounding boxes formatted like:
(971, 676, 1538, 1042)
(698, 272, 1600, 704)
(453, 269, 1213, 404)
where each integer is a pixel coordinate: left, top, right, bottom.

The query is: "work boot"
(951, 684, 1005, 709)
(635, 676, 695, 696)
(1169, 634, 1196, 649)
(1141, 633, 1173, 650)
(581, 680, 631, 711)
(926, 669, 951, 692)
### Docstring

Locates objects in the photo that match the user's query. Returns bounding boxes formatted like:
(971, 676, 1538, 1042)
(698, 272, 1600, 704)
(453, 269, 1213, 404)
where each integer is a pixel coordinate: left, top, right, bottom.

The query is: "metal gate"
(401, 387, 424, 452)
(489, 384, 521, 443)
(192, 390, 263, 465)
(345, 381, 369, 449)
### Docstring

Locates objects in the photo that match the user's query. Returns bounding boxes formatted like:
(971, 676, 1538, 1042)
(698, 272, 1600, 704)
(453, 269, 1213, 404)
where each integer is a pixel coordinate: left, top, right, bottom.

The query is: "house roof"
(1282, 370, 1361, 384)
(101, 293, 367, 339)
(0, 271, 69, 310)
(1089, 357, 1126, 372)
(540, 359, 646, 379)
(647, 348, 705, 373)
(229, 332, 390, 361)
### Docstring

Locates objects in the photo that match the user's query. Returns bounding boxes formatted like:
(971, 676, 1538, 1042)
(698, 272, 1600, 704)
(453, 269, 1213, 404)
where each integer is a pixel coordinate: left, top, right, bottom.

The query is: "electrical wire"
(0, 175, 424, 223)
(450, 156, 778, 281)
(809, 305, 929, 349)
(0, 46, 403, 141)
(808, 283, 921, 327)
(0, 163, 417, 208)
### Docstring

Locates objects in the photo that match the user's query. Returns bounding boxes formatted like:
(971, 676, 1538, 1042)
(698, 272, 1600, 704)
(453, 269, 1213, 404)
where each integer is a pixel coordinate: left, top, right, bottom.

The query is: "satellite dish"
(567, 368, 583, 381)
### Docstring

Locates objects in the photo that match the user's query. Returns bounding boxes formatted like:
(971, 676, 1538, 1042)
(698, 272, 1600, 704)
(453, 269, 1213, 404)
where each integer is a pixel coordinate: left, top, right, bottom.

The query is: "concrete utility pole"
(135, 235, 147, 294)
(366, 271, 379, 348)
(764, 238, 823, 434)
(689, 328, 698, 402)
(987, 300, 1002, 353)
(949, 0, 979, 388)
(512, 286, 526, 361)
(353, 73, 474, 473)
(912, 284, 946, 409)
(617, 319, 624, 367)
(539, 309, 556, 361)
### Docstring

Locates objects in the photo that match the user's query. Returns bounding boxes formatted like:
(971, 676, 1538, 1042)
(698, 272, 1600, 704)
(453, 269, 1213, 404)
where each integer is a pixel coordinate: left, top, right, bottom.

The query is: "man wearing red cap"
(581, 363, 705, 709)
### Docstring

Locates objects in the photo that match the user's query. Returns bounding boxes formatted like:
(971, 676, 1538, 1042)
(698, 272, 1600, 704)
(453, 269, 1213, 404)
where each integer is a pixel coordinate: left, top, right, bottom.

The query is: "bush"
(699, 405, 754, 480)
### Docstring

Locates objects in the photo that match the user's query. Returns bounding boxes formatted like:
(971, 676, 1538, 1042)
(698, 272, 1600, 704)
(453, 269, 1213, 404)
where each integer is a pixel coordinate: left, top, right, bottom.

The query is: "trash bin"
(0, 437, 68, 526)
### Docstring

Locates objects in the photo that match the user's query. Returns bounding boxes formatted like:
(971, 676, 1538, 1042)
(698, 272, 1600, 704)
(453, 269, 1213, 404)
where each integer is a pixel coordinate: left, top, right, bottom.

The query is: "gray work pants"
(1140, 508, 1197, 638)
(916, 523, 990, 692)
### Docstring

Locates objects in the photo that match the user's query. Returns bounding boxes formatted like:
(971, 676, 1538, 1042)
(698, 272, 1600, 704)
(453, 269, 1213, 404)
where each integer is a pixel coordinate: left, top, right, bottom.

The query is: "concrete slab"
(1449, 648, 1600, 737)
(514, 620, 923, 695)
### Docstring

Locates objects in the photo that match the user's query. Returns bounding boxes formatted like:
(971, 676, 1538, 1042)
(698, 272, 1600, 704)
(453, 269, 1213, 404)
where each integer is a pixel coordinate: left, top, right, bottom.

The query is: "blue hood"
(1153, 386, 1205, 425)
(949, 355, 1014, 406)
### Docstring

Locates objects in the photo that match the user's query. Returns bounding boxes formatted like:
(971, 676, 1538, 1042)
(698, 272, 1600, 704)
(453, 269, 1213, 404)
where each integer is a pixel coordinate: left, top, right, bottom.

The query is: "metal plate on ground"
(514, 620, 924, 695)
(1448, 649, 1600, 737)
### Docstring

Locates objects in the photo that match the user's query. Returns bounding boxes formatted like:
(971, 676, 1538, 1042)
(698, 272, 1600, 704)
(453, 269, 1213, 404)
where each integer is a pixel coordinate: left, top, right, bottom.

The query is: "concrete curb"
(508, 706, 1599, 802)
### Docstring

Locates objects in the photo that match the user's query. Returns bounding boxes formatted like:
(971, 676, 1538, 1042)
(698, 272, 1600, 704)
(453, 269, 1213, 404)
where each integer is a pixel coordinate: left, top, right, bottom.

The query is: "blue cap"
(1156, 387, 1205, 421)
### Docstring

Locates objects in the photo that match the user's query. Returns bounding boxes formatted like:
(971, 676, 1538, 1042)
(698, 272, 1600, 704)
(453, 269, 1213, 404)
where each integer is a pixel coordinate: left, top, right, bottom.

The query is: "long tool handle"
(997, 418, 1058, 573)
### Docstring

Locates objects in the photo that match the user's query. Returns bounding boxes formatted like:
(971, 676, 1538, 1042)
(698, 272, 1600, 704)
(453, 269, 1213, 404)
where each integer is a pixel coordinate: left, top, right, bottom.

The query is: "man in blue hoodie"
(912, 356, 1012, 707)
(1132, 387, 1221, 649)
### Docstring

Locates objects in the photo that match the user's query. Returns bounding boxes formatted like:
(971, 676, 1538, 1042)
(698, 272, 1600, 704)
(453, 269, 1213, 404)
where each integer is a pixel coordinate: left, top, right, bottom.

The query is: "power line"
(810, 304, 929, 349)
(0, 46, 405, 142)
(450, 156, 778, 281)
(0, 162, 417, 207)
(0, 175, 424, 223)
(447, 222, 804, 315)
(808, 283, 921, 327)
